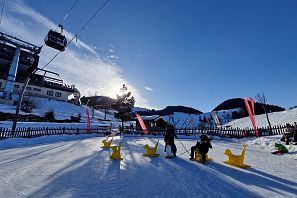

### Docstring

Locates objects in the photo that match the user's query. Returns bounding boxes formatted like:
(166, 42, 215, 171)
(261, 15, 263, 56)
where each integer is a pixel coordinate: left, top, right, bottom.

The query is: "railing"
(124, 124, 290, 138)
(0, 126, 111, 139)
(0, 124, 291, 140)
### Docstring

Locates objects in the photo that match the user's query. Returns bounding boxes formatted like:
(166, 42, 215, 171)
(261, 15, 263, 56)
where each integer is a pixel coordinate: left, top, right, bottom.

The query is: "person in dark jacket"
(164, 125, 178, 157)
(190, 134, 212, 163)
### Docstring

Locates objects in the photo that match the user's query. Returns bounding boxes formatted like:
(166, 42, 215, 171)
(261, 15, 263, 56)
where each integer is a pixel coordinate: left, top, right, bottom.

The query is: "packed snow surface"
(0, 134, 296, 198)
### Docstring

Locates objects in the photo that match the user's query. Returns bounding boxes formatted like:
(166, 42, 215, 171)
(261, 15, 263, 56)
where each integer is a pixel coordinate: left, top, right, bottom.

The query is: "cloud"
(1, 0, 152, 108)
(145, 86, 153, 92)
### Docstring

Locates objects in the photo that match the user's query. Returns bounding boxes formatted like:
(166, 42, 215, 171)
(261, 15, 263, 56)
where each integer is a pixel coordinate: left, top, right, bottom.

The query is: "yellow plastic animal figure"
(223, 144, 251, 169)
(110, 142, 123, 160)
(193, 148, 211, 162)
(143, 140, 160, 157)
(101, 138, 113, 148)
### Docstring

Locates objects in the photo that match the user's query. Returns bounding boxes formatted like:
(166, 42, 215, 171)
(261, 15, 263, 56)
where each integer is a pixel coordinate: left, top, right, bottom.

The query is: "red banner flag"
(250, 98, 255, 118)
(136, 113, 148, 135)
(244, 97, 259, 137)
(250, 98, 256, 126)
(86, 110, 91, 132)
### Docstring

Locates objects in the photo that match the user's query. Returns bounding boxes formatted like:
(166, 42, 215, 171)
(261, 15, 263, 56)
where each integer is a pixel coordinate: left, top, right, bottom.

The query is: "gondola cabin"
(44, 30, 67, 51)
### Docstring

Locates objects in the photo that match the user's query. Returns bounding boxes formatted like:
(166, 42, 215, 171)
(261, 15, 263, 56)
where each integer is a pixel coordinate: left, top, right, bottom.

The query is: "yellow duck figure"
(143, 140, 160, 157)
(110, 142, 123, 160)
(223, 144, 251, 169)
(101, 137, 113, 148)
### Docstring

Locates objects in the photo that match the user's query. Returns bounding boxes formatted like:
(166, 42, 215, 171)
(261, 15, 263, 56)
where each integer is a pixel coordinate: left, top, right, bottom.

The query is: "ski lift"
(44, 29, 67, 51)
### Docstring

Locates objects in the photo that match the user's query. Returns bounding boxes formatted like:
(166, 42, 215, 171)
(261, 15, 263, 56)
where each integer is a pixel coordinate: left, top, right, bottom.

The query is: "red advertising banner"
(250, 98, 256, 126)
(86, 110, 91, 132)
(136, 113, 148, 135)
(244, 97, 259, 137)
(250, 97, 255, 118)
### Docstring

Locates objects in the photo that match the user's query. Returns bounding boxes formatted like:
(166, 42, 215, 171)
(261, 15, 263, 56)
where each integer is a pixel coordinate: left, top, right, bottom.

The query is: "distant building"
(135, 115, 167, 132)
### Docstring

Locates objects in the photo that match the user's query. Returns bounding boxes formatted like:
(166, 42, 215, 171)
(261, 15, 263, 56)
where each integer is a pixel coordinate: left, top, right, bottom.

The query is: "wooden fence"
(175, 125, 288, 138)
(0, 126, 111, 140)
(124, 124, 290, 138)
(0, 124, 291, 140)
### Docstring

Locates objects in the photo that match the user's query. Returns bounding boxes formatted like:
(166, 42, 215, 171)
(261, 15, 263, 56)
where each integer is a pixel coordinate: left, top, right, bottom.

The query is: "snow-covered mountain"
(132, 107, 150, 112)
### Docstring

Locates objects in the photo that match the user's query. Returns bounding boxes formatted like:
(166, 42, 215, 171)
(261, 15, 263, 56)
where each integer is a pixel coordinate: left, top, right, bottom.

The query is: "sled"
(271, 150, 288, 155)
(190, 148, 212, 163)
(223, 144, 250, 169)
(165, 145, 174, 158)
(271, 143, 288, 155)
(143, 140, 160, 157)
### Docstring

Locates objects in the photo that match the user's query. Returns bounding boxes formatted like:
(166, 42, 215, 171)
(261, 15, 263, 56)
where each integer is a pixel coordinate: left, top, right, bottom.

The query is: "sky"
(1, 0, 297, 112)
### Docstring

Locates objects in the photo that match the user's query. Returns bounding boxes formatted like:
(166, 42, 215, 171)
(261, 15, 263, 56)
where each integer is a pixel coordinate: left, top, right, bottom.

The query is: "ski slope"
(0, 135, 296, 198)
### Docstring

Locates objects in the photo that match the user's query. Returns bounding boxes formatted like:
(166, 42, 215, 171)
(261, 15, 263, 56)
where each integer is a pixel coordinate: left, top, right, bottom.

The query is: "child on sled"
(189, 134, 212, 163)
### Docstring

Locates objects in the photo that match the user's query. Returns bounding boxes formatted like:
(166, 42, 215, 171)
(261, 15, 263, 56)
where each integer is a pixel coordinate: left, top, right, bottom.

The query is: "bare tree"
(255, 91, 272, 134)
(21, 96, 41, 113)
(222, 112, 232, 124)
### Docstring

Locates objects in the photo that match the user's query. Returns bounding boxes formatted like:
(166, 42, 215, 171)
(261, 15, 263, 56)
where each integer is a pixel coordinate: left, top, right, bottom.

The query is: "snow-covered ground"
(224, 108, 297, 129)
(0, 134, 296, 198)
(0, 98, 126, 129)
(0, 97, 117, 121)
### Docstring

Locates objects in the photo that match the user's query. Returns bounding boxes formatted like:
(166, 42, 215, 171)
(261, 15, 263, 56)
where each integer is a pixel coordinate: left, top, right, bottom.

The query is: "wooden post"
(27, 127, 31, 138)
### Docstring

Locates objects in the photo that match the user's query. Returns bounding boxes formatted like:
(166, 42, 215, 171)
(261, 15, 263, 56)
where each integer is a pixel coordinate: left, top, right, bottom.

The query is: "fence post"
(27, 127, 31, 138)
(0, 127, 3, 139)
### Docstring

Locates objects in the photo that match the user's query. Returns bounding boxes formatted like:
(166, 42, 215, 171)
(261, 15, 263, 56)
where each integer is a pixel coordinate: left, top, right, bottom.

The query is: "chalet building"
(136, 115, 167, 132)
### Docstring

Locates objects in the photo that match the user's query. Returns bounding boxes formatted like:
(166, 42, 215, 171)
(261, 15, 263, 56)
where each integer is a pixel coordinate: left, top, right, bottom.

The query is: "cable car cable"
(55, 0, 80, 31)
(41, 0, 79, 51)
(41, 0, 110, 70)
(0, 0, 6, 25)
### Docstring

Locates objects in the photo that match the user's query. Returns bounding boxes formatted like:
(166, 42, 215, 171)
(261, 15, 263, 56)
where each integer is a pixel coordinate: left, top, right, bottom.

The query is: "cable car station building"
(0, 32, 80, 105)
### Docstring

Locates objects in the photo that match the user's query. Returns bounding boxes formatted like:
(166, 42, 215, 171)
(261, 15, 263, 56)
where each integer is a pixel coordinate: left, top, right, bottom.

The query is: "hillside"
(80, 96, 116, 108)
(0, 97, 121, 128)
(136, 105, 203, 116)
(224, 107, 297, 129)
(1, 96, 296, 130)
(163, 109, 239, 128)
(213, 98, 285, 117)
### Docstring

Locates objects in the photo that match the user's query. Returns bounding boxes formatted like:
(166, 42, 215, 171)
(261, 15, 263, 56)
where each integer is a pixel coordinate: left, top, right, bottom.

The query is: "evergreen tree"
(114, 84, 135, 134)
